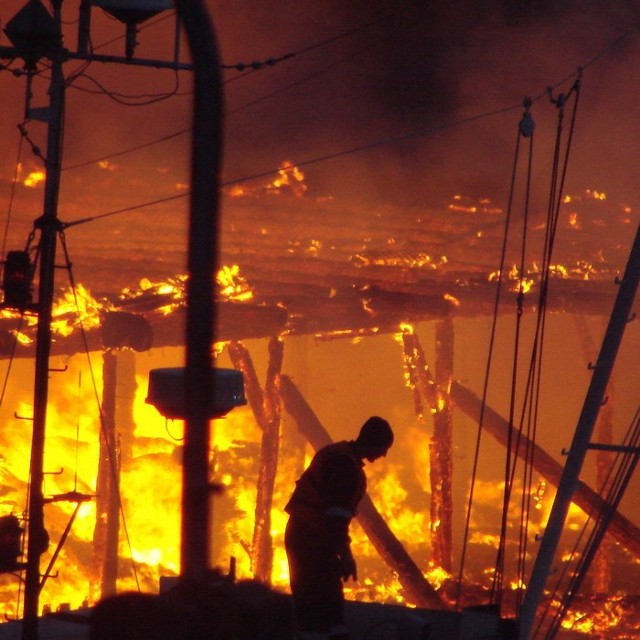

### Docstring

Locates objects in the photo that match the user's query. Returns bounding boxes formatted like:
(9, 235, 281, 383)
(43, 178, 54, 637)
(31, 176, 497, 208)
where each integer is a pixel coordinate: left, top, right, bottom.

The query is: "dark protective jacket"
(284, 441, 366, 545)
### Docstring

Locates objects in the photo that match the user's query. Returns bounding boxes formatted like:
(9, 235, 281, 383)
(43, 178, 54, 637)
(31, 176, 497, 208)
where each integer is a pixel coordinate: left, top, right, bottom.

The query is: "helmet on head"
(357, 416, 394, 449)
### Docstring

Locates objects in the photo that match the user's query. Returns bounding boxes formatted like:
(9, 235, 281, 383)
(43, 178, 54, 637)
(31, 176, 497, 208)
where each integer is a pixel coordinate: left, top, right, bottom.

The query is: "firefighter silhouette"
(285, 416, 394, 640)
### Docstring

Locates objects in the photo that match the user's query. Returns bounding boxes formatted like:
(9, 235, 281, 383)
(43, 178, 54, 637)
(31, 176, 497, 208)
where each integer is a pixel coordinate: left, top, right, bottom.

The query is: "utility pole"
(0, 2, 214, 638)
(172, 0, 222, 584)
(22, 0, 65, 635)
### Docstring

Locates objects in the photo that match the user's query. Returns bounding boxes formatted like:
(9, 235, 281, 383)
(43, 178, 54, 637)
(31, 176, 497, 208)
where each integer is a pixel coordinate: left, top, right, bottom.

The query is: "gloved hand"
(336, 544, 357, 582)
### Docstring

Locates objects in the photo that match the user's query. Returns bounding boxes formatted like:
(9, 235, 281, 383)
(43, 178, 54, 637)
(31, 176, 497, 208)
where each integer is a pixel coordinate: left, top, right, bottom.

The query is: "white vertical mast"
(519, 222, 640, 639)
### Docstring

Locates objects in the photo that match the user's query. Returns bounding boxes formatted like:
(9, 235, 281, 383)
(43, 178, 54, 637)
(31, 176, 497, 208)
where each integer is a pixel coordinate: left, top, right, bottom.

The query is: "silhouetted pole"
(22, 2, 65, 638)
(93, 351, 120, 599)
(173, 0, 223, 581)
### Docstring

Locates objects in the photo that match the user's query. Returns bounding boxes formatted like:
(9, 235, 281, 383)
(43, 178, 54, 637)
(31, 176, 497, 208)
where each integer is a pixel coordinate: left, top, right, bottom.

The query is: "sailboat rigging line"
(521, 219, 640, 639)
(516, 124, 539, 611)
(547, 408, 640, 640)
(58, 230, 142, 593)
(454, 103, 525, 611)
(542, 406, 640, 639)
(491, 106, 536, 609)
(506, 78, 582, 618)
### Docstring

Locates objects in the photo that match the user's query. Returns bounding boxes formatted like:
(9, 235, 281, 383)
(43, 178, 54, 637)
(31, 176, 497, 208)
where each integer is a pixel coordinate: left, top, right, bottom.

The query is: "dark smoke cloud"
(212, 0, 640, 206)
(1, 1, 639, 214)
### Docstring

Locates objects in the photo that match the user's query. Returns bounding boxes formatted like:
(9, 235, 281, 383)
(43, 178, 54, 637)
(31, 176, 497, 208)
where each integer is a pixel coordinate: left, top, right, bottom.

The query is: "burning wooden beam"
(227, 338, 284, 583)
(279, 374, 447, 611)
(432, 319, 454, 573)
(450, 380, 640, 559)
(400, 325, 454, 573)
(93, 350, 120, 600)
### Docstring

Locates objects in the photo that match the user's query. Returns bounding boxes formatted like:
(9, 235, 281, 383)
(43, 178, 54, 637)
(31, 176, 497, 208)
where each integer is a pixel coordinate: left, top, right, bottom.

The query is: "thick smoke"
(213, 0, 640, 207)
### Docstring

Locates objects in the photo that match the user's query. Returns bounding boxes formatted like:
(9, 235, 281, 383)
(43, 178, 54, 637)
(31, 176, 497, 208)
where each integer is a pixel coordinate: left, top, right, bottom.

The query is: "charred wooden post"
(450, 380, 640, 559)
(227, 338, 284, 583)
(280, 374, 447, 610)
(432, 319, 454, 573)
(92, 350, 121, 599)
(401, 328, 440, 414)
(114, 349, 138, 466)
(400, 326, 453, 572)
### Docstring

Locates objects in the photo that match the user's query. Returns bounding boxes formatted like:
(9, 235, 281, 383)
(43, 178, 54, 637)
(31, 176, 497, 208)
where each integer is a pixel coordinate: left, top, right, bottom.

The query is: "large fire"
(0, 190, 636, 639)
(0, 332, 633, 637)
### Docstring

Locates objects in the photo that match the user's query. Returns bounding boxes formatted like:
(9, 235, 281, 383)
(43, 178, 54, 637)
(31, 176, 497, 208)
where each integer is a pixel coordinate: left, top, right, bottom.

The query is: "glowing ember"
(119, 276, 186, 315)
(23, 171, 45, 188)
(267, 160, 307, 197)
(448, 194, 503, 215)
(97, 160, 117, 171)
(50, 284, 111, 337)
(216, 265, 253, 302)
(351, 251, 446, 269)
(118, 266, 253, 312)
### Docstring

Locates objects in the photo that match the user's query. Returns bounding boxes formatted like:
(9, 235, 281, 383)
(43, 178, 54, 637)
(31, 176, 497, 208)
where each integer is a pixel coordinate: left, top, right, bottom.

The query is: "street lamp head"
(90, 0, 174, 59)
(146, 367, 247, 420)
(91, 0, 173, 26)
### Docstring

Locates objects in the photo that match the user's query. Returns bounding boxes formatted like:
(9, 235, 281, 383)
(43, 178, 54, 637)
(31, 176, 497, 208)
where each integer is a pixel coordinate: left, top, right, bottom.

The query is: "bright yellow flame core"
(24, 171, 45, 188)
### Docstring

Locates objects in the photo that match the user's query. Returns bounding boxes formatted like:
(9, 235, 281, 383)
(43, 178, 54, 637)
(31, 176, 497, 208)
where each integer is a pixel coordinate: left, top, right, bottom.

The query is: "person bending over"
(284, 416, 394, 640)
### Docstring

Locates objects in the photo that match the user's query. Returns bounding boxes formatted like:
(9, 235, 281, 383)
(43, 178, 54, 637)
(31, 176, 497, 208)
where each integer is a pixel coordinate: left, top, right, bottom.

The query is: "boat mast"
(519, 222, 640, 639)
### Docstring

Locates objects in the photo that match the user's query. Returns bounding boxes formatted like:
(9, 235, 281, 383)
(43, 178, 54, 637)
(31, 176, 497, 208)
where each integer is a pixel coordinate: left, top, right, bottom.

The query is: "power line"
(58, 99, 532, 228)
(60, 4, 428, 170)
(62, 128, 189, 172)
(60, 29, 406, 172)
(28, 8, 640, 229)
(67, 67, 181, 106)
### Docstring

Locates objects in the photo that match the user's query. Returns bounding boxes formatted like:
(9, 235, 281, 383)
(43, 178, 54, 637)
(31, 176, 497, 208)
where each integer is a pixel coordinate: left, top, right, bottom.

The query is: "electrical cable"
(57, 61, 594, 228)
(60, 4, 429, 170)
(2, 128, 26, 259)
(57, 7, 639, 179)
(62, 100, 526, 229)
(60, 27, 404, 172)
(68, 67, 181, 106)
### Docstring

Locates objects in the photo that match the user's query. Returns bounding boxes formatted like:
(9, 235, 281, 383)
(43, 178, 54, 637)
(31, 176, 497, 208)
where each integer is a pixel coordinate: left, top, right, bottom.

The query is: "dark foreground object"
(89, 577, 292, 640)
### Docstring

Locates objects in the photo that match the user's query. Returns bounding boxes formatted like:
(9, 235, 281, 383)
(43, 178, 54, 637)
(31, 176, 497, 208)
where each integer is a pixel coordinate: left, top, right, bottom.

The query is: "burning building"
(0, 2, 639, 639)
